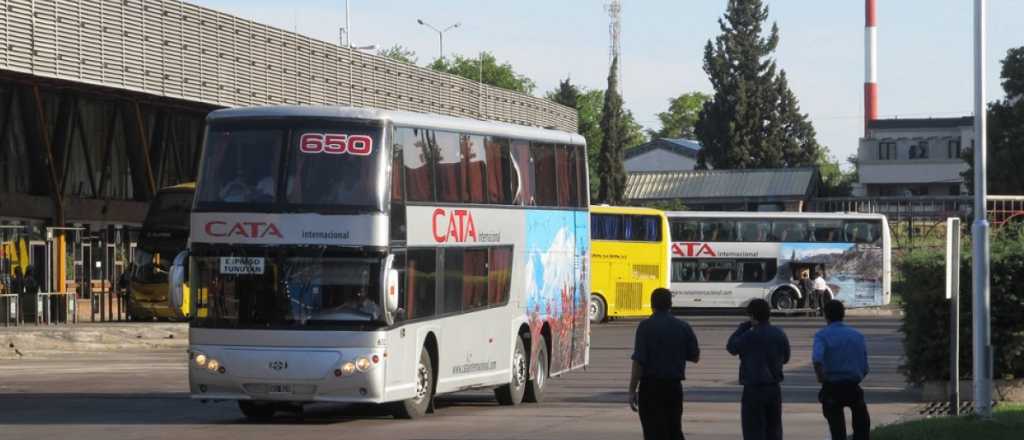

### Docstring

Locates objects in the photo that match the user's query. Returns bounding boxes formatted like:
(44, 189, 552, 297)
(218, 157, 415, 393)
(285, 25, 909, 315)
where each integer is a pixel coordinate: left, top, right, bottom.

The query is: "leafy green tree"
(597, 57, 627, 204)
(695, 0, 825, 169)
(546, 77, 579, 109)
(652, 92, 710, 139)
(818, 155, 859, 197)
(963, 47, 1024, 194)
(377, 45, 418, 64)
(429, 52, 536, 95)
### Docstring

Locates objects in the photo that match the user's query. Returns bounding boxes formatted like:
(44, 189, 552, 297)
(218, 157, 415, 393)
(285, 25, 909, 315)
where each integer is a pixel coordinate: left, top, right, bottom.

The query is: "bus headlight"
(194, 353, 208, 367)
(207, 359, 220, 372)
(355, 357, 372, 372)
(341, 362, 357, 376)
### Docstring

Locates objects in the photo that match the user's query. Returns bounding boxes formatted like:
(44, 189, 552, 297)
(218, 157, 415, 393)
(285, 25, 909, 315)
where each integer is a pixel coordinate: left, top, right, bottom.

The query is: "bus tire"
(392, 348, 434, 419)
(771, 289, 798, 311)
(495, 335, 527, 406)
(238, 401, 276, 421)
(589, 294, 607, 323)
(523, 336, 548, 403)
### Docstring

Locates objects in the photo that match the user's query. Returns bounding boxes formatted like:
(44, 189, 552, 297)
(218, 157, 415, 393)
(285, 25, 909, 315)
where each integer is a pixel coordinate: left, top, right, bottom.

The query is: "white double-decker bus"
(176, 106, 590, 420)
(665, 212, 891, 310)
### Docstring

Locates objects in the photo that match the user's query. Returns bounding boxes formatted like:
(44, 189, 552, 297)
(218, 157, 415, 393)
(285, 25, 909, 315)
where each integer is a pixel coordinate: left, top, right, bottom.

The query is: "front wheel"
(524, 336, 548, 403)
(495, 335, 527, 405)
(589, 294, 607, 323)
(238, 401, 276, 422)
(771, 289, 797, 311)
(392, 348, 434, 419)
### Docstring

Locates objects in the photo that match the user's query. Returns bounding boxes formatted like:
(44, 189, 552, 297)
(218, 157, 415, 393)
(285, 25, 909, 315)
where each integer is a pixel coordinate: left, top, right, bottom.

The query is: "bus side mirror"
(385, 268, 399, 315)
(170, 251, 189, 311)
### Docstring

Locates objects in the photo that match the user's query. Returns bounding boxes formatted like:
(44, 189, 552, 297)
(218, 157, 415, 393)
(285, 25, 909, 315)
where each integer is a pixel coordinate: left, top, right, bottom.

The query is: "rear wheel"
(495, 335, 527, 405)
(392, 348, 434, 419)
(238, 401, 276, 421)
(524, 336, 548, 403)
(589, 294, 607, 323)
(771, 289, 797, 311)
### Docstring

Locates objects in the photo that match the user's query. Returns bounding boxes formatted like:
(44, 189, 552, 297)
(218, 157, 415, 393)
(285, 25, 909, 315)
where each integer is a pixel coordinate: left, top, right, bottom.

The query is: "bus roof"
(663, 211, 887, 221)
(207, 105, 586, 146)
(589, 205, 667, 217)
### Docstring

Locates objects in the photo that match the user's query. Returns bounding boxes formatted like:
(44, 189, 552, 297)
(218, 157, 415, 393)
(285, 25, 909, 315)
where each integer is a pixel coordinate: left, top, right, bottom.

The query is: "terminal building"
(0, 0, 575, 315)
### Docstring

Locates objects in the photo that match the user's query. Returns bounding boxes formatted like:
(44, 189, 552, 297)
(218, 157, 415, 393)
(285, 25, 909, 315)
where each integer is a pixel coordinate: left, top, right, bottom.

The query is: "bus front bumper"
(188, 345, 387, 404)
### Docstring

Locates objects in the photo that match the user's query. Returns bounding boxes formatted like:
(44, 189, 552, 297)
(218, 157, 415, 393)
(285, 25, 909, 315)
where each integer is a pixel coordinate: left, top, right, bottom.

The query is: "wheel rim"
(513, 348, 527, 387)
(589, 297, 601, 321)
(777, 293, 795, 310)
(414, 363, 430, 402)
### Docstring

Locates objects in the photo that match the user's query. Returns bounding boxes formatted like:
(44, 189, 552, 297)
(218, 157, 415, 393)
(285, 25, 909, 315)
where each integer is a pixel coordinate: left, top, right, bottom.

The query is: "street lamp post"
(417, 19, 460, 61)
(972, 0, 993, 419)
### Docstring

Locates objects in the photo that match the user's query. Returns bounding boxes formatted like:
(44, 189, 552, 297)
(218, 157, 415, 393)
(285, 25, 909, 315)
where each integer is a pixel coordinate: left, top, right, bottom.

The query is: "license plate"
(269, 384, 292, 394)
(220, 257, 265, 275)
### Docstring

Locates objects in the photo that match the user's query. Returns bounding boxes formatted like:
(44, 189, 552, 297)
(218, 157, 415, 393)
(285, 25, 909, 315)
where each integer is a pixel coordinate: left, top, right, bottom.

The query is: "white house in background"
(624, 138, 701, 173)
(855, 117, 974, 197)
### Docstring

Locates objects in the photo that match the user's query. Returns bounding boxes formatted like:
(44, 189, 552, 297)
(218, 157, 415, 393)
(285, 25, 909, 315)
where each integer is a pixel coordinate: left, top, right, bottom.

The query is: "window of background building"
(948, 140, 962, 159)
(878, 142, 897, 160)
(909, 141, 929, 159)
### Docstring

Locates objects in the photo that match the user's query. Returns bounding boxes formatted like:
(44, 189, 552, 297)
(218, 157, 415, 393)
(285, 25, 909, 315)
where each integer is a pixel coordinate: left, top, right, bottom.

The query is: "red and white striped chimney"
(864, 0, 878, 135)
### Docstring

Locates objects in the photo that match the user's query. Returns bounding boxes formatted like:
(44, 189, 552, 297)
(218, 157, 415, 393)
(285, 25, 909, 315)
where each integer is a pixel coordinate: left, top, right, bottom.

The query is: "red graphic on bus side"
(299, 133, 373, 156)
(671, 242, 717, 257)
(432, 208, 478, 243)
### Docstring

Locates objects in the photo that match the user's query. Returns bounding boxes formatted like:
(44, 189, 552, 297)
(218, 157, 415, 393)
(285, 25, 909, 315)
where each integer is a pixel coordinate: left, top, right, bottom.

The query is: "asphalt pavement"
(0, 314, 918, 439)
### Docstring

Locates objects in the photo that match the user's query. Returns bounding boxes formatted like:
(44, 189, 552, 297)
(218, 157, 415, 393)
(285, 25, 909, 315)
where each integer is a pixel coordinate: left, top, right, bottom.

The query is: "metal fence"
(36, 292, 76, 325)
(1, 294, 20, 326)
(0, 0, 577, 131)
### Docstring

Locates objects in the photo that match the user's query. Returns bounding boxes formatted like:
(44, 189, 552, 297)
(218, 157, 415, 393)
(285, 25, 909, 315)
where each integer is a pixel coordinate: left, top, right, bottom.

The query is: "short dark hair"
(746, 298, 771, 322)
(824, 299, 845, 322)
(651, 288, 673, 311)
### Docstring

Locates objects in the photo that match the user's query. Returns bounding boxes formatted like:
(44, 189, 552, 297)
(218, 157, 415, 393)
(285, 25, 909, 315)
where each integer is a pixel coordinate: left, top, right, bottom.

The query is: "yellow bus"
(127, 182, 195, 320)
(589, 206, 671, 322)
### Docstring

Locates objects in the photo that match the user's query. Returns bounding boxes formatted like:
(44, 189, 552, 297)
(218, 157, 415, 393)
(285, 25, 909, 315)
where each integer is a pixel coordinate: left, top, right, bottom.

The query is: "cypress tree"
(598, 56, 627, 204)
(695, 0, 824, 169)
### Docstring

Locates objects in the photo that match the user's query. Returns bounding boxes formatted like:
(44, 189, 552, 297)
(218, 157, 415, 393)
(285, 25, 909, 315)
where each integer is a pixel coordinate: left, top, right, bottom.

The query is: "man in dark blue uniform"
(727, 298, 791, 440)
(814, 299, 871, 440)
(629, 288, 700, 440)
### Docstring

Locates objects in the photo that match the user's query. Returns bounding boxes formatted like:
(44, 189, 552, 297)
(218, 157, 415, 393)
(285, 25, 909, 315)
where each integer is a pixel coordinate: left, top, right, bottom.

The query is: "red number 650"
(299, 133, 373, 156)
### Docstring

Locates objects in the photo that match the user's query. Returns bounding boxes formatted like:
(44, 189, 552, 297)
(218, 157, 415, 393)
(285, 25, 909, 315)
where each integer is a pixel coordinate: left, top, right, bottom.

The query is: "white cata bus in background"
(174, 106, 590, 420)
(665, 212, 891, 310)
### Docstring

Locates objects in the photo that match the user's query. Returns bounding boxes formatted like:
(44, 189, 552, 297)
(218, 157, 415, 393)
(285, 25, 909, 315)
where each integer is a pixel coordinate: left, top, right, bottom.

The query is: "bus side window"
(442, 249, 464, 314)
(400, 128, 435, 202)
(511, 140, 534, 206)
(592, 214, 622, 240)
(487, 247, 513, 305)
(573, 145, 588, 207)
(461, 135, 488, 204)
(434, 131, 463, 203)
(485, 137, 513, 204)
(405, 249, 438, 319)
(671, 221, 700, 241)
(531, 142, 558, 207)
(390, 134, 406, 241)
(460, 249, 488, 312)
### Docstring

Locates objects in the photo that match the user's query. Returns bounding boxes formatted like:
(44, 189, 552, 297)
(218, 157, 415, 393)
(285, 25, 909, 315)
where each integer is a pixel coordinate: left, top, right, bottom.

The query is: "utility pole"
(971, 0, 992, 419)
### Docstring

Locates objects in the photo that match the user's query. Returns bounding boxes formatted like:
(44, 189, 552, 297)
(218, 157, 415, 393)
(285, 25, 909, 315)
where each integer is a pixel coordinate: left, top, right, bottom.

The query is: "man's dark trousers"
(638, 379, 685, 440)
(741, 383, 782, 440)
(821, 382, 871, 440)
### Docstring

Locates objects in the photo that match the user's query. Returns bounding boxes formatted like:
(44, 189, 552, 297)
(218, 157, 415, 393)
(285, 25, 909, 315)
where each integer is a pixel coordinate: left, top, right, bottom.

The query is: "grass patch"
(872, 404, 1024, 440)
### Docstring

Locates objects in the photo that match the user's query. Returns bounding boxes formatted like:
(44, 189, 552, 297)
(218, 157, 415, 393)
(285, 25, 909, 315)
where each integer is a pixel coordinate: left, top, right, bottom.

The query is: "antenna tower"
(605, 0, 622, 95)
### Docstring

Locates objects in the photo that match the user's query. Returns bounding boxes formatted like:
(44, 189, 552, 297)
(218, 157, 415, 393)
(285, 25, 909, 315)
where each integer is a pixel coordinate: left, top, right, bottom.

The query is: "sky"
(192, 0, 1024, 165)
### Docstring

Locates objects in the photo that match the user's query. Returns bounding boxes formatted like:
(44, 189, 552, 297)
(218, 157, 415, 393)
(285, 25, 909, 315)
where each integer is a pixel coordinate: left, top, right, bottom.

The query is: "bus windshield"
(195, 120, 385, 212)
(192, 252, 384, 329)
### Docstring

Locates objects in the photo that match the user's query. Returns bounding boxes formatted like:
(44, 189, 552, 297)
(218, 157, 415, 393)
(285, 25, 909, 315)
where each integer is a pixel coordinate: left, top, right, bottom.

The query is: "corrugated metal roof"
(624, 138, 701, 160)
(625, 167, 820, 201)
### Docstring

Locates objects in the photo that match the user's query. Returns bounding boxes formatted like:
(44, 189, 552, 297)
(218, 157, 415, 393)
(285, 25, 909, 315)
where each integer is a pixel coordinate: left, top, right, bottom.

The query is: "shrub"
(898, 228, 1024, 384)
